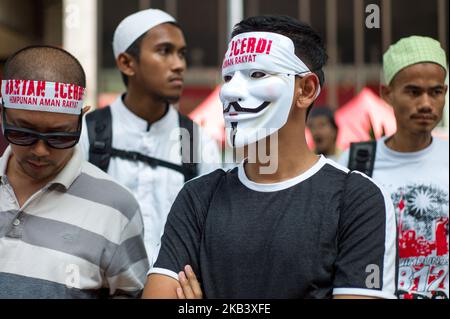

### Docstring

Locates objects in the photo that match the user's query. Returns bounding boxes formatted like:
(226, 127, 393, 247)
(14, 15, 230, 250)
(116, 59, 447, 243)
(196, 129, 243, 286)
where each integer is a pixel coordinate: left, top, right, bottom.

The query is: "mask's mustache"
(223, 101, 270, 113)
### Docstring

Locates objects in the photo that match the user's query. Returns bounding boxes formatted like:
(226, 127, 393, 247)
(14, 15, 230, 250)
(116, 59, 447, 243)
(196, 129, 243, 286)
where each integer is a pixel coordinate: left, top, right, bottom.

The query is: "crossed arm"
(142, 265, 203, 299)
(142, 265, 378, 299)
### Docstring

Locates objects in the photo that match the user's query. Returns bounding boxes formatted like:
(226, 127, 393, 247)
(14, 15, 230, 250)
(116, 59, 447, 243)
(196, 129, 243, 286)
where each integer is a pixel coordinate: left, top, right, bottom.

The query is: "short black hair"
(119, 21, 183, 87)
(120, 32, 146, 87)
(4, 45, 86, 87)
(308, 106, 338, 132)
(231, 15, 328, 114)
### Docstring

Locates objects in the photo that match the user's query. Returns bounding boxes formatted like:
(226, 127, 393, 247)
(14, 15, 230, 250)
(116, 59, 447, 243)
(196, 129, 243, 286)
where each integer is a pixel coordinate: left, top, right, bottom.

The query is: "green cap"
(383, 35, 448, 85)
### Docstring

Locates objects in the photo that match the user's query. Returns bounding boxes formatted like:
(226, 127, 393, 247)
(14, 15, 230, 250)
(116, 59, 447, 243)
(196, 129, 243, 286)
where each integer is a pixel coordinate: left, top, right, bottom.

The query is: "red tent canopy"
(189, 86, 225, 145)
(334, 88, 397, 151)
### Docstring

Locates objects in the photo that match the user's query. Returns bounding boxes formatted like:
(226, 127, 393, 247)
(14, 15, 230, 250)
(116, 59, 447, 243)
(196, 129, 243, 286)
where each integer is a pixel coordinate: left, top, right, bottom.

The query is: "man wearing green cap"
(339, 35, 448, 299)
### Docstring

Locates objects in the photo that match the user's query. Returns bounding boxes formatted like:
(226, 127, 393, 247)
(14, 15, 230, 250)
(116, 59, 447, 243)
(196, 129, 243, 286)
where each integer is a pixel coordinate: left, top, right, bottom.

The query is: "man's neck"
(6, 156, 54, 207)
(123, 87, 169, 124)
(244, 130, 319, 184)
(386, 130, 433, 153)
(322, 145, 337, 157)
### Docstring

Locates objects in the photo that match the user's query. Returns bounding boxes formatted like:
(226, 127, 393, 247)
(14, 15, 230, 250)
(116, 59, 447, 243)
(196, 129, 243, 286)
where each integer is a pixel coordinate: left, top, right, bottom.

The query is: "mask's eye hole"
(250, 71, 267, 79)
(223, 74, 233, 82)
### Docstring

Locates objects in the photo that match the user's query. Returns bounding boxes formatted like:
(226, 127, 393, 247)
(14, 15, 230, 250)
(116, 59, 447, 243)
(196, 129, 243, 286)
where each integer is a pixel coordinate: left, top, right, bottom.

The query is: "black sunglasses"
(1, 110, 82, 149)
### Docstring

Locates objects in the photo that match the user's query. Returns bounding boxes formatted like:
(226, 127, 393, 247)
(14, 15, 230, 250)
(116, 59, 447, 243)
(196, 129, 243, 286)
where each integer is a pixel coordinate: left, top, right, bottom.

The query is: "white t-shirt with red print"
(339, 136, 449, 299)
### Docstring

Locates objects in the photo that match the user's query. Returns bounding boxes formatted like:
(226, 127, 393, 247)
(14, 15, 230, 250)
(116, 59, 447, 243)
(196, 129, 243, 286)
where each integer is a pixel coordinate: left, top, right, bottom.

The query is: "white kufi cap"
(112, 9, 176, 59)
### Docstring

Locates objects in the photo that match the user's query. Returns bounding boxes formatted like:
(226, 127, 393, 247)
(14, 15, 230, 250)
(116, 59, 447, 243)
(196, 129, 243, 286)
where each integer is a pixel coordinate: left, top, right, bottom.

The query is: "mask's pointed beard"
(231, 122, 238, 162)
(231, 122, 238, 148)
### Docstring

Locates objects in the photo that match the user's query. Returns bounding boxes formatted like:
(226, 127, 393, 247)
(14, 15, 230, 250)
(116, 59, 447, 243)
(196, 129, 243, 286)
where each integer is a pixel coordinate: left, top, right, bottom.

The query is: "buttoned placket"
(1, 176, 49, 239)
(137, 132, 156, 202)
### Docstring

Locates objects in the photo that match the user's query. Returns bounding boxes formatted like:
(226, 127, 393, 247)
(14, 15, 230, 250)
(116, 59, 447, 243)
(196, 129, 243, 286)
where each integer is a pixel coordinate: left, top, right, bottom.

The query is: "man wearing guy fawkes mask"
(220, 30, 321, 150)
(143, 15, 398, 299)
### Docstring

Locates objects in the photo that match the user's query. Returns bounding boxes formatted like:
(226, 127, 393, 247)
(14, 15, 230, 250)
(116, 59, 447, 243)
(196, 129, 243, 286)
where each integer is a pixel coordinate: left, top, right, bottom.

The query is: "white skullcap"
(112, 9, 176, 59)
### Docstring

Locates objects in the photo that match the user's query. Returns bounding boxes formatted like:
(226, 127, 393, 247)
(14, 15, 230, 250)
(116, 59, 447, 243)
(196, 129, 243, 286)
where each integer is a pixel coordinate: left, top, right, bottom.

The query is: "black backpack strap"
(347, 141, 377, 177)
(178, 112, 199, 182)
(86, 106, 113, 172)
(86, 106, 199, 181)
(109, 148, 196, 179)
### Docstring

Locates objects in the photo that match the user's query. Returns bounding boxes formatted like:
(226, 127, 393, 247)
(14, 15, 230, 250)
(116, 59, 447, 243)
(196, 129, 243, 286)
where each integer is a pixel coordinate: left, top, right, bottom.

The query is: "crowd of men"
(0, 8, 448, 299)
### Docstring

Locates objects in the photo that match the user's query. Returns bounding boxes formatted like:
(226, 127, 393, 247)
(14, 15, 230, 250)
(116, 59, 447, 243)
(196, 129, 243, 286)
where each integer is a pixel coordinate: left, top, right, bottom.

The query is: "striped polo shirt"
(0, 146, 149, 298)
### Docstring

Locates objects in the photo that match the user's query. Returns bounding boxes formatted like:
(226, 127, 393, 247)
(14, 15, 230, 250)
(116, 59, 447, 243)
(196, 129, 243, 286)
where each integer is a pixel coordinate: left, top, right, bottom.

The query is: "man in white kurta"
(80, 9, 221, 263)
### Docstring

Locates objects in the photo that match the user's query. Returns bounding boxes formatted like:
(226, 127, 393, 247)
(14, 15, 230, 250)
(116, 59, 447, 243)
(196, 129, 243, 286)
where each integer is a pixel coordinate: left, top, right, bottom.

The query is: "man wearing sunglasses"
(0, 45, 148, 298)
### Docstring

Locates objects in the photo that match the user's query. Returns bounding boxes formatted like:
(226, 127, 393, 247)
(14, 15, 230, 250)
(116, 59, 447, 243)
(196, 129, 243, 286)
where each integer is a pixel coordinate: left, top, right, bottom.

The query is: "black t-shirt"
(151, 156, 398, 298)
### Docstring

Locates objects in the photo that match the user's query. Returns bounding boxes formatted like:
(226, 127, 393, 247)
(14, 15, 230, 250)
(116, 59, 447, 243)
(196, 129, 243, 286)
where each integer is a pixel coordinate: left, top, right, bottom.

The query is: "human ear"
(81, 106, 91, 115)
(380, 85, 393, 105)
(116, 52, 137, 77)
(295, 73, 320, 110)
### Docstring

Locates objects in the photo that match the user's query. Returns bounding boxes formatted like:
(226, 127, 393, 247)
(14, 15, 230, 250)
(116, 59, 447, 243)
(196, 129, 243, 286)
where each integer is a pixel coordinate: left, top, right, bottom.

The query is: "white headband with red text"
(1, 79, 85, 115)
(222, 31, 321, 97)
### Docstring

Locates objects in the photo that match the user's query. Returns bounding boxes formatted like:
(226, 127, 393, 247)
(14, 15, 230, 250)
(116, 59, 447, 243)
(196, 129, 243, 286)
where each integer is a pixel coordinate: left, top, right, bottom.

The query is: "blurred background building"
(0, 0, 449, 154)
